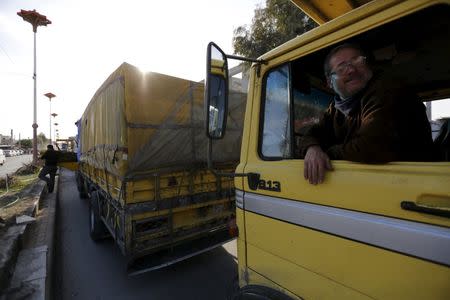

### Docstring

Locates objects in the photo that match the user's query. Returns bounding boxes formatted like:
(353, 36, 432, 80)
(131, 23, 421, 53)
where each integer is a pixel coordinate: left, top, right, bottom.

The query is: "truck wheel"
(76, 172, 88, 199)
(82, 180, 91, 199)
(232, 285, 295, 300)
(75, 172, 82, 191)
(89, 191, 108, 241)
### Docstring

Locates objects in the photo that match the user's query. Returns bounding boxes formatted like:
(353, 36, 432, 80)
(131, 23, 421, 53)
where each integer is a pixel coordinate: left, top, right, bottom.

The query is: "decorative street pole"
(52, 113, 58, 143)
(53, 122, 59, 143)
(44, 92, 56, 144)
(17, 9, 51, 164)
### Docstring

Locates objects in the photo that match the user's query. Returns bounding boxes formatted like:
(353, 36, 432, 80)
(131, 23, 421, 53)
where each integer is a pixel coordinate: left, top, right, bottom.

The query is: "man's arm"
(299, 105, 335, 184)
(304, 145, 333, 184)
(298, 104, 336, 156)
(40, 151, 47, 160)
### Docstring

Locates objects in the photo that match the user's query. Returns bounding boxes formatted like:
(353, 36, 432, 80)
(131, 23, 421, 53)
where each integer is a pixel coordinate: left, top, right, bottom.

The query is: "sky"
(0, 0, 263, 140)
(1, 0, 449, 142)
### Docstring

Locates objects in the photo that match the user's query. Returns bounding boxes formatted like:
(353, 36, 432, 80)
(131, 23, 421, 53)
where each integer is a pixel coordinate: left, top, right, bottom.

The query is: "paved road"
(55, 168, 238, 300)
(0, 154, 32, 177)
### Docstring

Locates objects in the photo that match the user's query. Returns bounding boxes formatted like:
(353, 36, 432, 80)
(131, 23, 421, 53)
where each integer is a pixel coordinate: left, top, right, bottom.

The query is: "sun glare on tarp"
(135, 64, 157, 87)
(137, 64, 153, 75)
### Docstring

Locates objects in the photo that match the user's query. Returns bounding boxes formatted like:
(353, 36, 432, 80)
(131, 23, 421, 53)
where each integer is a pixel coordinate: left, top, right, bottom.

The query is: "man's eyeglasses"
(330, 56, 367, 77)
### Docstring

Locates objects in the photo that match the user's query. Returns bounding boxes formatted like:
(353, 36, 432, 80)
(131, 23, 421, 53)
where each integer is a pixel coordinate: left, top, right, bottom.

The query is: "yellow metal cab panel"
(291, 0, 375, 24)
(245, 211, 449, 299)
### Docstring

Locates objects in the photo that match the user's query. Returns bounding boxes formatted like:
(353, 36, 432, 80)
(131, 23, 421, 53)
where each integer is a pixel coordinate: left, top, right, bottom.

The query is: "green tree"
(17, 139, 32, 149)
(233, 0, 316, 59)
(37, 132, 49, 149)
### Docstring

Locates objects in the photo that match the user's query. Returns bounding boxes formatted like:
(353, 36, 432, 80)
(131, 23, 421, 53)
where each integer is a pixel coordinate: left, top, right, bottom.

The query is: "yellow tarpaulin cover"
(79, 62, 246, 179)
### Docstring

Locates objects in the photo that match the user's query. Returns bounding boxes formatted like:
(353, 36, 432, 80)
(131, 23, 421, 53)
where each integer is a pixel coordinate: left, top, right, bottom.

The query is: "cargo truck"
(205, 0, 450, 299)
(76, 62, 246, 274)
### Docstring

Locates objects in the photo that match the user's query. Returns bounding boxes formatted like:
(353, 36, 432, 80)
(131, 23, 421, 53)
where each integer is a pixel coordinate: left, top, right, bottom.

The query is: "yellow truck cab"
(205, 1, 450, 299)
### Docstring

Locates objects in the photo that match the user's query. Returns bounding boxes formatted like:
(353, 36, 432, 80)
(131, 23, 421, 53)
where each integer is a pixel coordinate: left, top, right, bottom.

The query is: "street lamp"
(44, 92, 56, 144)
(53, 122, 58, 143)
(51, 113, 58, 140)
(17, 9, 51, 164)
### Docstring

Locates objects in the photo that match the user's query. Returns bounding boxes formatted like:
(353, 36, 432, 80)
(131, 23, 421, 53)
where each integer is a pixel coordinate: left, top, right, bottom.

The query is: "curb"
(0, 180, 44, 293)
(0, 175, 58, 300)
(0, 225, 27, 292)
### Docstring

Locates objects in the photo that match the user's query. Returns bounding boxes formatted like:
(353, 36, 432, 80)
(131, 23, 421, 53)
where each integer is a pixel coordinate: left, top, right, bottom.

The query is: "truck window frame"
(259, 62, 333, 161)
(259, 63, 295, 161)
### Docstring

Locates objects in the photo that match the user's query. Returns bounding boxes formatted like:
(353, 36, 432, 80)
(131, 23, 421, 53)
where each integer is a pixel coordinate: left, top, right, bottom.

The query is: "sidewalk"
(0, 176, 58, 300)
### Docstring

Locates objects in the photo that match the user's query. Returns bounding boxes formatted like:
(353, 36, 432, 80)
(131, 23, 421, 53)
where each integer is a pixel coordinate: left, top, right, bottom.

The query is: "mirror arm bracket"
(207, 164, 260, 191)
(207, 139, 260, 186)
(226, 54, 266, 65)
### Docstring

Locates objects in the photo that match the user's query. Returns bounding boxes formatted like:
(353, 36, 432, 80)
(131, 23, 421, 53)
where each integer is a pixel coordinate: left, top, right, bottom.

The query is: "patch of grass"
(0, 173, 39, 195)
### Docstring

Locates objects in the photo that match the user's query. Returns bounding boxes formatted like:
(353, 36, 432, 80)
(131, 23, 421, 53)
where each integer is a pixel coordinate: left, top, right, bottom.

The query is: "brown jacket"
(299, 77, 433, 163)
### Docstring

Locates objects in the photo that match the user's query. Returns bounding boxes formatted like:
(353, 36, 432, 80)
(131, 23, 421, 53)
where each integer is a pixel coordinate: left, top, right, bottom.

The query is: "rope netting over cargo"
(79, 63, 246, 179)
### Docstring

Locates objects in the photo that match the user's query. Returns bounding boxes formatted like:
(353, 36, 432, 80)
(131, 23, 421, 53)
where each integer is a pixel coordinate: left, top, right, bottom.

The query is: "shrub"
(14, 163, 39, 176)
(0, 175, 18, 189)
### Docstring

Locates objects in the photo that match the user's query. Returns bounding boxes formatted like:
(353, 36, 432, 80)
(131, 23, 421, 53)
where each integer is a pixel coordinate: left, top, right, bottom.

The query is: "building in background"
(0, 134, 13, 146)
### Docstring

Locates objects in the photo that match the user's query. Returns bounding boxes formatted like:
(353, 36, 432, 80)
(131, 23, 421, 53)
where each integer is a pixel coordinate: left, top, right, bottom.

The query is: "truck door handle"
(401, 201, 450, 218)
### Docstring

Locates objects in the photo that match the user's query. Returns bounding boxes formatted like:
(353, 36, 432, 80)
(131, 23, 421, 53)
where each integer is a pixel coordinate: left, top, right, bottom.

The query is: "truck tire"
(232, 285, 295, 300)
(89, 191, 108, 241)
(76, 172, 88, 199)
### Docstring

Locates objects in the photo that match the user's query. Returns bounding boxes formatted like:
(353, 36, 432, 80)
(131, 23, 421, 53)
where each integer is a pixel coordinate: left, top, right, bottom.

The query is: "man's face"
(328, 47, 373, 99)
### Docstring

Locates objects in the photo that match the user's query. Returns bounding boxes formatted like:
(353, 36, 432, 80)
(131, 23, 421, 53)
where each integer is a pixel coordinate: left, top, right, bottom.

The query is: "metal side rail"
(127, 229, 235, 276)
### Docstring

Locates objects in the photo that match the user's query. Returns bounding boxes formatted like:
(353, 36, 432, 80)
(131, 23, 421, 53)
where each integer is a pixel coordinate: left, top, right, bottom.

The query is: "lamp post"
(51, 113, 58, 141)
(44, 92, 56, 144)
(17, 9, 51, 164)
(52, 113, 58, 142)
(54, 122, 58, 144)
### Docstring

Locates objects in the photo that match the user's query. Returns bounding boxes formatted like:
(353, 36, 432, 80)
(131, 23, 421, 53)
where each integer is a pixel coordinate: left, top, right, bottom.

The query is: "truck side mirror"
(205, 42, 229, 139)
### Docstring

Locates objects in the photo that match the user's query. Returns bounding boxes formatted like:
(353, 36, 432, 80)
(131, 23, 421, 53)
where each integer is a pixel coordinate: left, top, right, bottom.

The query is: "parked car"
(0, 150, 5, 165)
(4, 150, 12, 157)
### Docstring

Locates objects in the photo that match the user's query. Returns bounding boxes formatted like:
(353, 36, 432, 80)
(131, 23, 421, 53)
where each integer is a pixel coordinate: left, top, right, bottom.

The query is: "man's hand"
(304, 145, 333, 185)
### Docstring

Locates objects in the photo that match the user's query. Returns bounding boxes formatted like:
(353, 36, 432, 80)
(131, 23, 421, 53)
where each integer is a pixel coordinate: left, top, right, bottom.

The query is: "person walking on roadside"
(38, 145, 59, 193)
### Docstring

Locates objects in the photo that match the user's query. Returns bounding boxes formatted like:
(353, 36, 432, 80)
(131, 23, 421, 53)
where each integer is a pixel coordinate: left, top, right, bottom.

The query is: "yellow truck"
(205, 0, 450, 299)
(76, 62, 246, 274)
